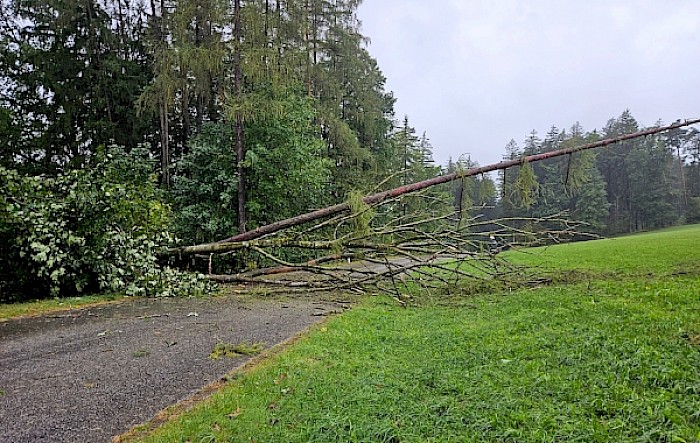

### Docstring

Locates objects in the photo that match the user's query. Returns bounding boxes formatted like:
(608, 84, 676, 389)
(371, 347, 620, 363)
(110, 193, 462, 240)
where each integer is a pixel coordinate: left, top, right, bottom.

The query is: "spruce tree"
(0, 0, 151, 173)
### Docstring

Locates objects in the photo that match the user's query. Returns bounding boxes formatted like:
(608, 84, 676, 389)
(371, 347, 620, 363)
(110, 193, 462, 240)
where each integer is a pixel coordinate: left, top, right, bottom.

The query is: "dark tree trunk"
(234, 0, 246, 232)
(159, 101, 170, 188)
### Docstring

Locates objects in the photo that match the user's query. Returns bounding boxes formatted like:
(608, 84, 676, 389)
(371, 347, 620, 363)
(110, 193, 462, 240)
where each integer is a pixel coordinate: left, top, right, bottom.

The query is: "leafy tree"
(597, 111, 680, 233)
(531, 125, 609, 231)
(684, 128, 700, 205)
(0, 147, 208, 301)
(172, 91, 331, 245)
(0, 106, 21, 169)
(597, 110, 639, 233)
(138, 0, 228, 187)
(384, 117, 447, 221)
(308, 0, 395, 196)
(499, 137, 538, 216)
(565, 125, 610, 231)
(498, 123, 609, 232)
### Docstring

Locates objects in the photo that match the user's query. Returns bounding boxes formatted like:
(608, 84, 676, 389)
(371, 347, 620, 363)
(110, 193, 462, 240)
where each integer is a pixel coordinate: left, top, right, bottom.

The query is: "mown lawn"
(132, 225, 700, 443)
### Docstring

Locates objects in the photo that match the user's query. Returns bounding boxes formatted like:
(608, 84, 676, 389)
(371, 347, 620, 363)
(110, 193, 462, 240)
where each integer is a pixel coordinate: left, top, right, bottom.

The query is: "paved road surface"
(0, 295, 344, 443)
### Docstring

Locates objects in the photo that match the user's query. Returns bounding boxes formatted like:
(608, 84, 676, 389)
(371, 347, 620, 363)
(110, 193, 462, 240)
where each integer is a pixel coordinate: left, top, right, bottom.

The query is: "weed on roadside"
(132, 349, 150, 358)
(209, 342, 266, 360)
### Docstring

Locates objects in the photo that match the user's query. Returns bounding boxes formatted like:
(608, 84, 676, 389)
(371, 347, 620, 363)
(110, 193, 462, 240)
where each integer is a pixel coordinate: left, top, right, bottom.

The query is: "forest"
(1, 0, 699, 301)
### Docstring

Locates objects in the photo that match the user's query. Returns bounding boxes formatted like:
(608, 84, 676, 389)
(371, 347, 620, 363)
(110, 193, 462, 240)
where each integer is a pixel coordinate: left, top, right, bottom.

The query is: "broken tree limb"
(200, 206, 590, 292)
(169, 118, 700, 256)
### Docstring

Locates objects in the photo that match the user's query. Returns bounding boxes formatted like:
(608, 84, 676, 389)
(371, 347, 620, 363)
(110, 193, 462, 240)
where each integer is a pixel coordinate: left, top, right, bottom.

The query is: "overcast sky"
(356, 0, 700, 167)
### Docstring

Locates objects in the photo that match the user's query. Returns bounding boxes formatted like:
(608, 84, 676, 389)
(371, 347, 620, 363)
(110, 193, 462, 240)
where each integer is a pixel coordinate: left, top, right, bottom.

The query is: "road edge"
(111, 312, 341, 443)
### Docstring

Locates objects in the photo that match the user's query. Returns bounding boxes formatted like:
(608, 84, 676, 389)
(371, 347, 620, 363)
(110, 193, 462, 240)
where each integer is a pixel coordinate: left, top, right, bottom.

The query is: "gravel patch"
(0, 295, 347, 443)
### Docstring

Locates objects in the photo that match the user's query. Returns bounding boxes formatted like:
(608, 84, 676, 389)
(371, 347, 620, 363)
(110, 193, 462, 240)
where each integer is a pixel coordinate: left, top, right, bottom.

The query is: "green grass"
(507, 224, 700, 275)
(0, 293, 127, 321)
(129, 225, 700, 442)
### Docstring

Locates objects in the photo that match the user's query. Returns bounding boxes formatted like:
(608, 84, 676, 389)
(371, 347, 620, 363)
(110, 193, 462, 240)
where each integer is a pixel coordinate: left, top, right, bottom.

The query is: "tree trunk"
(159, 100, 170, 188)
(234, 0, 246, 233)
(236, 113, 246, 232)
(169, 118, 700, 255)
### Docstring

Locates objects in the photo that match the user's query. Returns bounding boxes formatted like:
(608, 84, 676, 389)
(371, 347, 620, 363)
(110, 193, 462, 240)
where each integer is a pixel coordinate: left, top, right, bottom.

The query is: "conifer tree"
(0, 0, 151, 173)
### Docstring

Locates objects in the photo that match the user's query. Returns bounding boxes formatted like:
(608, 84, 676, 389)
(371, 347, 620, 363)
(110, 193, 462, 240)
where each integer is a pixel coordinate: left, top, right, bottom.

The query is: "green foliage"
(0, 107, 20, 169)
(173, 92, 332, 245)
(346, 191, 373, 238)
(171, 124, 239, 245)
(687, 197, 700, 223)
(514, 160, 539, 209)
(0, 0, 152, 173)
(244, 92, 332, 228)
(0, 147, 210, 301)
(593, 111, 683, 233)
(626, 137, 680, 230)
(445, 157, 498, 227)
(498, 121, 633, 233)
(2, 0, 397, 223)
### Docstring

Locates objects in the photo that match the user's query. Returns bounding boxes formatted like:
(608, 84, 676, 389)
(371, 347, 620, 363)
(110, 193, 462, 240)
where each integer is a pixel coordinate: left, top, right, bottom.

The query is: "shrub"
(0, 147, 210, 301)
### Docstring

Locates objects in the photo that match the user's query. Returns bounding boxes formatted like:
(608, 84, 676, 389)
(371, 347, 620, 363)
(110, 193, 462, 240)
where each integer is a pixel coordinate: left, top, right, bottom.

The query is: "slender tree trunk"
(160, 100, 170, 187)
(182, 86, 191, 155)
(149, 0, 160, 40)
(185, 119, 698, 247)
(194, 9, 203, 134)
(276, 0, 282, 75)
(234, 0, 246, 232)
(304, 0, 312, 96)
(236, 113, 246, 232)
(196, 94, 204, 133)
(677, 146, 688, 210)
(115, 0, 127, 59)
(150, 0, 170, 187)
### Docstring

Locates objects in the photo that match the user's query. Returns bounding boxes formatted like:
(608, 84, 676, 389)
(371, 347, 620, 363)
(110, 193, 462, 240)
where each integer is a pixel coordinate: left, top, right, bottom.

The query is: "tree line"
(0, 0, 404, 235)
(494, 110, 700, 235)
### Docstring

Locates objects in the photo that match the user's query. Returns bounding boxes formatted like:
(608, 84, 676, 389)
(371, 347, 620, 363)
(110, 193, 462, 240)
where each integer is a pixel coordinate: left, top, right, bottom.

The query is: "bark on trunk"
(159, 101, 170, 188)
(170, 118, 700, 255)
(234, 0, 246, 233)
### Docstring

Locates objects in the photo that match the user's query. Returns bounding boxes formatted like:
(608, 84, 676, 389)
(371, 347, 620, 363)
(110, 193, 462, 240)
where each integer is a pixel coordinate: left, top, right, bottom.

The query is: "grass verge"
(129, 224, 700, 442)
(0, 293, 127, 321)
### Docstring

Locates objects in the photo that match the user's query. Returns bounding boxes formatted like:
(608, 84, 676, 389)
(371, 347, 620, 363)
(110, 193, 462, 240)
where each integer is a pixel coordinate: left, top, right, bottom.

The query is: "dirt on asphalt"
(0, 293, 352, 443)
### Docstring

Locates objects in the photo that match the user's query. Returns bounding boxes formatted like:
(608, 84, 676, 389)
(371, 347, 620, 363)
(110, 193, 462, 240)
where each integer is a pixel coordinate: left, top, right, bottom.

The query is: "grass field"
(508, 224, 700, 276)
(127, 225, 700, 442)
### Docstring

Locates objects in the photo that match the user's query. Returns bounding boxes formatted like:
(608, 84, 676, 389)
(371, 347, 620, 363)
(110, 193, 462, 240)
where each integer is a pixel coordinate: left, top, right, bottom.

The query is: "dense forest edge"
(1, 0, 699, 301)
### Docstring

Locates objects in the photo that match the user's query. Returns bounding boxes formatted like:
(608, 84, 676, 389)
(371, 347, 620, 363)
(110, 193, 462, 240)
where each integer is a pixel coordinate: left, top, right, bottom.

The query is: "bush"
(0, 147, 211, 301)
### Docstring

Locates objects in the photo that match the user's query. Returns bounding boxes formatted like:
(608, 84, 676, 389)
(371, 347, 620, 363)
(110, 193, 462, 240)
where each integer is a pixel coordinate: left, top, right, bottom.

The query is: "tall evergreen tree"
(137, 0, 227, 187)
(0, 0, 151, 173)
(597, 110, 639, 232)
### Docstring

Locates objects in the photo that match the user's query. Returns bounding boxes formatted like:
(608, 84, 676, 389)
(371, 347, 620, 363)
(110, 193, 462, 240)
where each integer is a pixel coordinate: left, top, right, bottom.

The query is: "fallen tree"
(172, 118, 700, 254)
(166, 118, 700, 294)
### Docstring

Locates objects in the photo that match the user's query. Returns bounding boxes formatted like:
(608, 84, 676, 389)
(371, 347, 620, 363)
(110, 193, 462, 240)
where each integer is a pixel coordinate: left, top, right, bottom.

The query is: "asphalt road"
(0, 295, 345, 443)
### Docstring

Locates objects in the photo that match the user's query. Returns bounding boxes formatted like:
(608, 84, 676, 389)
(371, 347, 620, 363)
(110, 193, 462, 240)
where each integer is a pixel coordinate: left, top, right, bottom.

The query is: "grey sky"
(357, 0, 700, 167)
